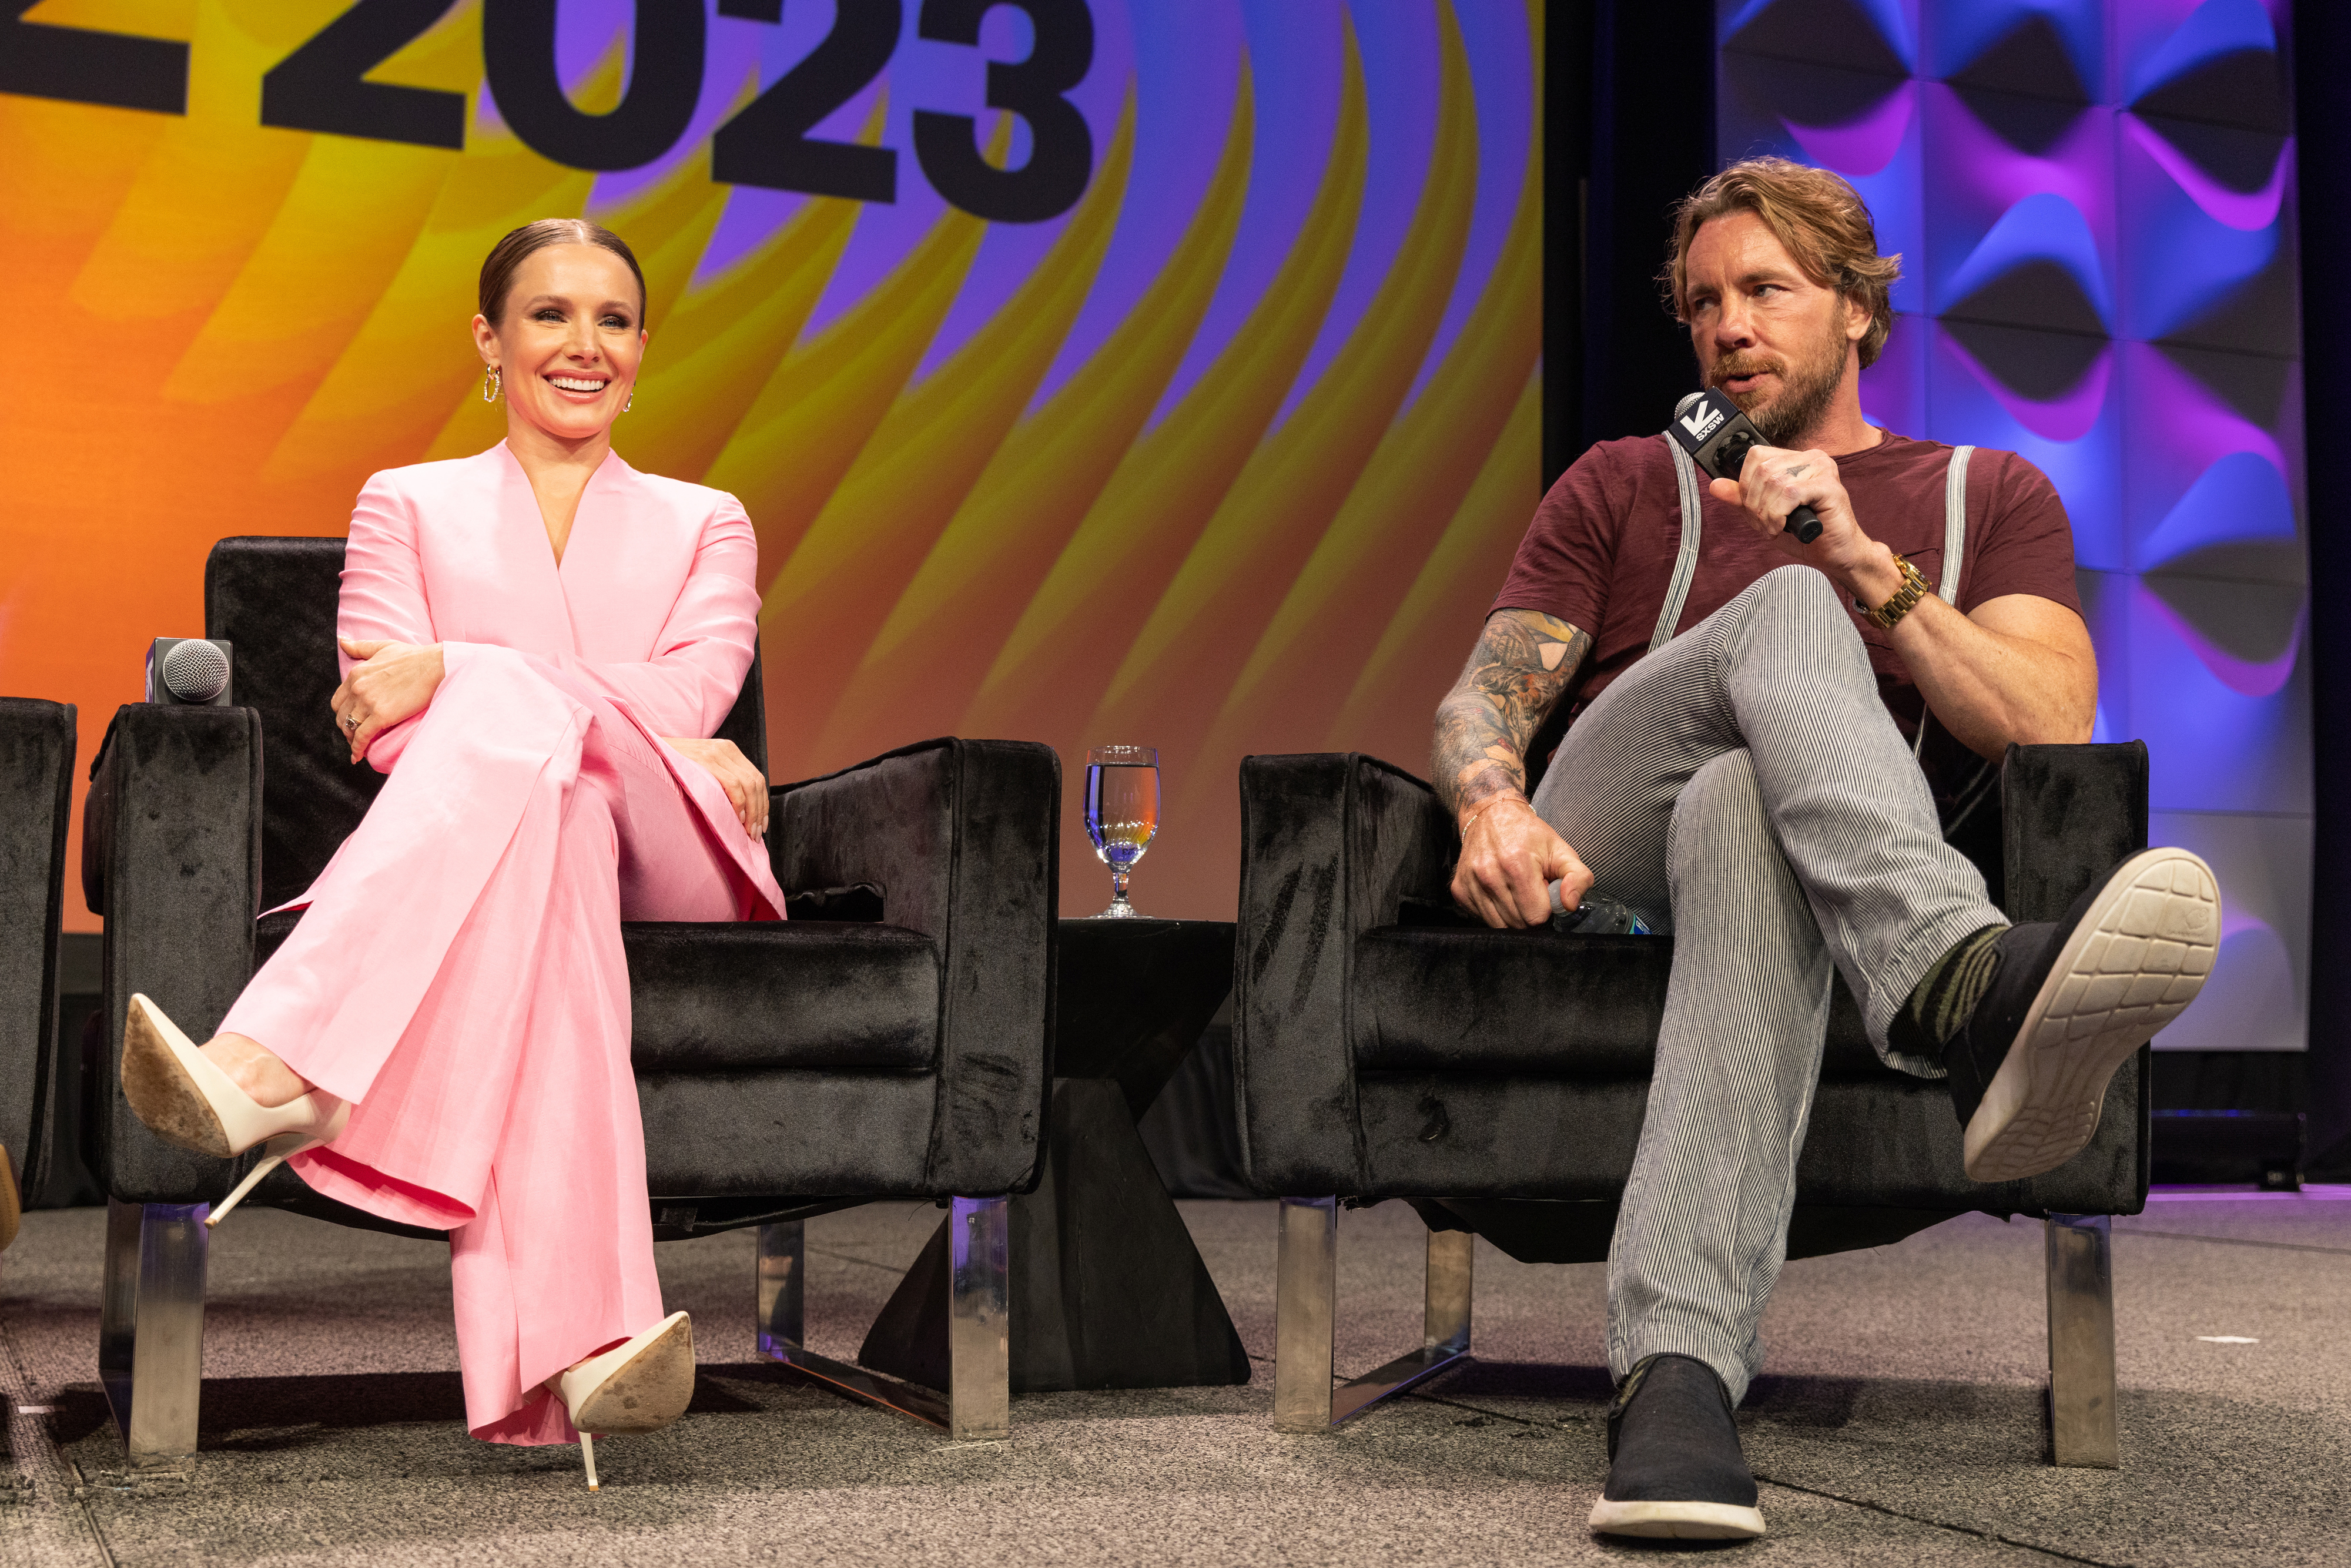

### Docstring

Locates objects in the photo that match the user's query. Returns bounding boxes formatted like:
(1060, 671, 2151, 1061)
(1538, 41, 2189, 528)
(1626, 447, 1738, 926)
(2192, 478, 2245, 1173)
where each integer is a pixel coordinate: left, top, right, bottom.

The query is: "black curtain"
(2295, 9, 2349, 1172)
(1543, 0, 1719, 487)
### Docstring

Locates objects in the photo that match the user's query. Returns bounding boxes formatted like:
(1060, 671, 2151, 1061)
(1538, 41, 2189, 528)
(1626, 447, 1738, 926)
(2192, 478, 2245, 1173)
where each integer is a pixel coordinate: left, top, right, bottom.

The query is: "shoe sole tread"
(1965, 849, 2219, 1183)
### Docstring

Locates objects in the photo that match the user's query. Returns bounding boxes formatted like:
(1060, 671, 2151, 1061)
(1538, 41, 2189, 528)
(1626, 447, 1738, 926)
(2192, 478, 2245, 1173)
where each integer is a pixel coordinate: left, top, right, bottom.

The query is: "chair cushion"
(254, 911, 940, 1073)
(1351, 1063, 2141, 1215)
(1351, 925, 1884, 1077)
(626, 922, 939, 1071)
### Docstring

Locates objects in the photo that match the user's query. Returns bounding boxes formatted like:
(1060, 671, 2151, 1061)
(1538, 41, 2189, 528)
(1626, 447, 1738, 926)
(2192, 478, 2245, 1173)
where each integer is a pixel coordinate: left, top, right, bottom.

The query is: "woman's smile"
(473, 240, 647, 455)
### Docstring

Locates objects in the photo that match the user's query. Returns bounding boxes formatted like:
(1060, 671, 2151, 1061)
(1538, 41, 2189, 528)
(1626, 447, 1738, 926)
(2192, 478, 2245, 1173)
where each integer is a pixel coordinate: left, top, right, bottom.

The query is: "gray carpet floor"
(0, 1191, 2344, 1566)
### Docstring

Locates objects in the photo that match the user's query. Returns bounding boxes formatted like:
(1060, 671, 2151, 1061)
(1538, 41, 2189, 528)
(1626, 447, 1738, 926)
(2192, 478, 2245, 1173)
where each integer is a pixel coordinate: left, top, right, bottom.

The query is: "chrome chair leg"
(754, 1219, 806, 1356)
(2046, 1213, 2118, 1468)
(1325, 1222, 1475, 1423)
(753, 1207, 1008, 1438)
(1425, 1226, 1473, 1356)
(98, 1198, 209, 1464)
(1275, 1201, 1475, 1430)
(947, 1195, 1009, 1442)
(753, 1218, 951, 1429)
(97, 1199, 140, 1432)
(1273, 1196, 1338, 1431)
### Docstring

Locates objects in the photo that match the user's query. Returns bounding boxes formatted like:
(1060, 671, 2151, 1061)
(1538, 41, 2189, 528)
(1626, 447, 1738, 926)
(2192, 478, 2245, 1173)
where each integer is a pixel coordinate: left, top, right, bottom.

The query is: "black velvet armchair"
(81, 537, 1059, 1462)
(1237, 744, 2149, 1468)
(1, 699, 76, 1224)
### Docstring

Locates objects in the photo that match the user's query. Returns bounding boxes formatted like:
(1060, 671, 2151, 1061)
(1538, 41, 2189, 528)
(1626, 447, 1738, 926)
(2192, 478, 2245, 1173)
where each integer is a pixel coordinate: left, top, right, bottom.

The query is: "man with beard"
(1433, 158, 2220, 1539)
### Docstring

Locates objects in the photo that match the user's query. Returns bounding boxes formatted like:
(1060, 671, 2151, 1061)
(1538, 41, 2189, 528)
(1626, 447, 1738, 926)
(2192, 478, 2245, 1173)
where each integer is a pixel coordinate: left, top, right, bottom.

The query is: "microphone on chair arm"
(146, 637, 235, 706)
(1668, 388, 1823, 544)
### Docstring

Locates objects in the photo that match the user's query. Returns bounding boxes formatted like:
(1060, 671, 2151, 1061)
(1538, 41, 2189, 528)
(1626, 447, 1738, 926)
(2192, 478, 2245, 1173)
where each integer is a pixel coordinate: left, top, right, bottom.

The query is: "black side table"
(858, 918, 1249, 1391)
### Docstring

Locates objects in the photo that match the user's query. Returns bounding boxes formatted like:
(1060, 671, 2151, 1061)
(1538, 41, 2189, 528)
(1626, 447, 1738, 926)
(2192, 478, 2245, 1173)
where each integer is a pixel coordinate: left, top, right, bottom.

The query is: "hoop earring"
(482, 365, 501, 403)
(622, 388, 634, 414)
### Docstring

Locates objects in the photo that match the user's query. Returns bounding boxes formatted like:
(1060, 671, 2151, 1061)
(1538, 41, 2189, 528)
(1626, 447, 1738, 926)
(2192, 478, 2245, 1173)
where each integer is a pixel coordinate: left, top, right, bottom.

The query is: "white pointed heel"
(551, 1311, 695, 1490)
(207, 1112, 351, 1228)
(119, 994, 347, 1225)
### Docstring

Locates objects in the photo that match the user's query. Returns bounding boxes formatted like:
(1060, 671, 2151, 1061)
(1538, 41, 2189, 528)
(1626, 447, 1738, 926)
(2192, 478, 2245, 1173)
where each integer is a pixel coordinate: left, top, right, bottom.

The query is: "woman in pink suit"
(118, 219, 783, 1487)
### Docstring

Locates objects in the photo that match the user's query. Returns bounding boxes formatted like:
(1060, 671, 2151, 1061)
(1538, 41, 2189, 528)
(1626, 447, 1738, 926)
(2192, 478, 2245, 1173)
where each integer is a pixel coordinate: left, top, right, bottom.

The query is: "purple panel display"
(1719, 0, 2309, 1050)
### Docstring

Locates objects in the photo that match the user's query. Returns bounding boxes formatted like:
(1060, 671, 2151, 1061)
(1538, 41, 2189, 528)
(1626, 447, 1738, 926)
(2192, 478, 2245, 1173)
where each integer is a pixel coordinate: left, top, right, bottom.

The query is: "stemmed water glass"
(1084, 745, 1160, 918)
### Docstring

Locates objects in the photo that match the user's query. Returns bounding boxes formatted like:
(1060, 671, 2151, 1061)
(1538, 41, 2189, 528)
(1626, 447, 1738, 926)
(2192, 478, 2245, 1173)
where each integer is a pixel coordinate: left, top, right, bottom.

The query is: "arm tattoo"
(1431, 609, 1591, 819)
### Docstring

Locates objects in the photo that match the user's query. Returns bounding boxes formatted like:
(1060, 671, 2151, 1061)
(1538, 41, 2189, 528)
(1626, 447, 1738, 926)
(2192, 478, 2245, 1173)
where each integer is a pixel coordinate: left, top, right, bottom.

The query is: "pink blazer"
(329, 441, 785, 919)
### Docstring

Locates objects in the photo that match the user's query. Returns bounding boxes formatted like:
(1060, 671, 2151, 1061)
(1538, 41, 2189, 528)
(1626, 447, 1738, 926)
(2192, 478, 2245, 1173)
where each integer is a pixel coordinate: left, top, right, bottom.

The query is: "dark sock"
(1888, 923, 2005, 1064)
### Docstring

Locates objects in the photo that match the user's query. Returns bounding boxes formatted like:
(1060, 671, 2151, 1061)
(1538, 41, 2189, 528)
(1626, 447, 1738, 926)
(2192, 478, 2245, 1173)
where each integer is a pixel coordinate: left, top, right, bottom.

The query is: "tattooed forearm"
(1431, 609, 1590, 820)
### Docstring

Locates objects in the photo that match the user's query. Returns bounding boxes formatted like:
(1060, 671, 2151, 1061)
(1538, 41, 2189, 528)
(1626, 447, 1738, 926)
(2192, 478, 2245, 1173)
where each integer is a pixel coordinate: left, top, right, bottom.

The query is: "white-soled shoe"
(552, 1311, 696, 1490)
(1946, 849, 2219, 1183)
(119, 993, 348, 1226)
(1588, 1355, 1767, 1540)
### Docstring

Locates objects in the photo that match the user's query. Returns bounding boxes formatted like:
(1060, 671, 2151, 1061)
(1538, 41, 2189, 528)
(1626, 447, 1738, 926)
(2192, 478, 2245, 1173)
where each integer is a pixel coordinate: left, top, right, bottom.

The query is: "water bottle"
(1547, 879, 1652, 936)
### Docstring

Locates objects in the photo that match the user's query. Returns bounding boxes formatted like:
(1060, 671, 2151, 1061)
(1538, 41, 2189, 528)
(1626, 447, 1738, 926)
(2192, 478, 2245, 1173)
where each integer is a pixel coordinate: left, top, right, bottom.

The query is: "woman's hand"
(663, 738, 768, 838)
(332, 638, 446, 763)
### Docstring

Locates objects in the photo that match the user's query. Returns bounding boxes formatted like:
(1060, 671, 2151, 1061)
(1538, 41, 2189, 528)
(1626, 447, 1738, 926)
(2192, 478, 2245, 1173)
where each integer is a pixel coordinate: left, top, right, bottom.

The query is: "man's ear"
(1844, 292, 1873, 344)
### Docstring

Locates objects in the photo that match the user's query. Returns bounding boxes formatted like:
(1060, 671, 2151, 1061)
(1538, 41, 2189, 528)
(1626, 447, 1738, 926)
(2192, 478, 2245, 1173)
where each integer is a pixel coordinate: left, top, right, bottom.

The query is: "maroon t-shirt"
(1493, 430, 2083, 796)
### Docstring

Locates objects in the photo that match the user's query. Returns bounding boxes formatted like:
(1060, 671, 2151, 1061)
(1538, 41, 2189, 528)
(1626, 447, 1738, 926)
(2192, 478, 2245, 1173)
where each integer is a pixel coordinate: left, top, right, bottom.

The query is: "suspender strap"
(1913, 444, 1974, 760)
(1655, 434, 1705, 652)
(1652, 437, 1971, 660)
(1940, 445, 1972, 605)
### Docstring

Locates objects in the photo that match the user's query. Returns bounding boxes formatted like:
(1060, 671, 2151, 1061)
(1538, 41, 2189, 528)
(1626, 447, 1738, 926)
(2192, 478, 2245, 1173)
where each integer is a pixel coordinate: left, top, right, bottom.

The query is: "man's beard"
(1710, 313, 1848, 447)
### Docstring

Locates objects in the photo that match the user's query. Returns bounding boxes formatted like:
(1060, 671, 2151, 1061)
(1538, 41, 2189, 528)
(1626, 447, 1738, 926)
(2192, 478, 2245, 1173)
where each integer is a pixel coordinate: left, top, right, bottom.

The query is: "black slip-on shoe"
(1945, 847, 2219, 1184)
(1588, 1353, 1765, 1540)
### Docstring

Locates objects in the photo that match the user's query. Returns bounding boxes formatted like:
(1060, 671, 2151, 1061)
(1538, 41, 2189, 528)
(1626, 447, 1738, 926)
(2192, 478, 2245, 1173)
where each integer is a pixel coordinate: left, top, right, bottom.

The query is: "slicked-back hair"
(1663, 158, 1903, 368)
(478, 217, 647, 327)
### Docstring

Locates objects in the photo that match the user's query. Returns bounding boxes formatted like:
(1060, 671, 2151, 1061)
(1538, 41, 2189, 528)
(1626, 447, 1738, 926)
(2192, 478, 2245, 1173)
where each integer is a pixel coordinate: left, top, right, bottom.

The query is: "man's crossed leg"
(1532, 568, 2216, 1539)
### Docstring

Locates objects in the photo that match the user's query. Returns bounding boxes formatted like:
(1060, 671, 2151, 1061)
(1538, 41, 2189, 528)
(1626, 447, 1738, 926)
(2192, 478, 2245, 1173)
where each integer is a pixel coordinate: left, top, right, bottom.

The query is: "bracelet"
(1859, 555, 1933, 631)
(1458, 795, 1525, 840)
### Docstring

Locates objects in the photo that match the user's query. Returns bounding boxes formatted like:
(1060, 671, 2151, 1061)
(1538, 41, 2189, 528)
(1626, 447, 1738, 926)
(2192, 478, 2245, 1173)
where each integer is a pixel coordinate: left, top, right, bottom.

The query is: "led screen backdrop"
(1721, 0, 2310, 1050)
(2, 0, 1542, 927)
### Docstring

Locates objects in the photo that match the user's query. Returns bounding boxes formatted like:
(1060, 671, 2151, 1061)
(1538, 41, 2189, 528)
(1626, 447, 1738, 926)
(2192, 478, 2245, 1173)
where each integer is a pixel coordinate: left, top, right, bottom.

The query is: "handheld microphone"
(146, 638, 233, 706)
(1668, 388, 1823, 544)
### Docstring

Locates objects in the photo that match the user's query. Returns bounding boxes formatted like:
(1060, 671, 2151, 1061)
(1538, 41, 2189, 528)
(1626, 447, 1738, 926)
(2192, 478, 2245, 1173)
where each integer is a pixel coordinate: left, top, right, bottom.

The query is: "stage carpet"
(1, 1193, 2343, 1565)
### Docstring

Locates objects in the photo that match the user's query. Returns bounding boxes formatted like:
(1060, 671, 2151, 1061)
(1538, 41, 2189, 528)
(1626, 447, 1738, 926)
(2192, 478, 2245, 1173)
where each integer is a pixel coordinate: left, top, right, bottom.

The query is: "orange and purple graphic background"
(2, 0, 1541, 929)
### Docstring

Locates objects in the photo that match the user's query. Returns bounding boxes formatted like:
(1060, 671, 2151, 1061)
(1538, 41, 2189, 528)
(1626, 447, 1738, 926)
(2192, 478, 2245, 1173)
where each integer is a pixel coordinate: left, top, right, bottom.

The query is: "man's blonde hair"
(1663, 158, 1903, 368)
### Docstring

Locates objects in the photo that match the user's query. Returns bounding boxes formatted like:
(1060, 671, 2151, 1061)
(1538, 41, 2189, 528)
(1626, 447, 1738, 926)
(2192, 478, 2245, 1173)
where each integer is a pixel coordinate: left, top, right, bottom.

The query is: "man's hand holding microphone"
(1673, 387, 1908, 610)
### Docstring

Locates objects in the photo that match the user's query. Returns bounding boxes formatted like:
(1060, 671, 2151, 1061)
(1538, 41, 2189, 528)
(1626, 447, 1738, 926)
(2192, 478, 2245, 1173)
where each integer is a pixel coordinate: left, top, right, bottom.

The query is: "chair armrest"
(0, 699, 75, 1197)
(1234, 753, 1455, 1196)
(82, 703, 262, 1202)
(768, 736, 1060, 1194)
(1997, 739, 2153, 1214)
(770, 738, 961, 941)
(1999, 741, 2149, 922)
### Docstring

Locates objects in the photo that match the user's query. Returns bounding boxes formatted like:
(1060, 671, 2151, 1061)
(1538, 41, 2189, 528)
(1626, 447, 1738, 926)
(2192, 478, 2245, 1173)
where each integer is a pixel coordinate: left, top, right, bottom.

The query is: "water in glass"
(1084, 745, 1159, 918)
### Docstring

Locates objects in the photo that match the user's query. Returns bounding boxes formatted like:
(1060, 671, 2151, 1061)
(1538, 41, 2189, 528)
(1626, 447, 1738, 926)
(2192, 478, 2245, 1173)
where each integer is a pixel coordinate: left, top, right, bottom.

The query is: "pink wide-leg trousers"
(219, 646, 761, 1445)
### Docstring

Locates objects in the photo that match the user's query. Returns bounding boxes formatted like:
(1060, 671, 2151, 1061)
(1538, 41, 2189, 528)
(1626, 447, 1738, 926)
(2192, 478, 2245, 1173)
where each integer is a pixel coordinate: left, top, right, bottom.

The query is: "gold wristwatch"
(1860, 555, 1932, 630)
